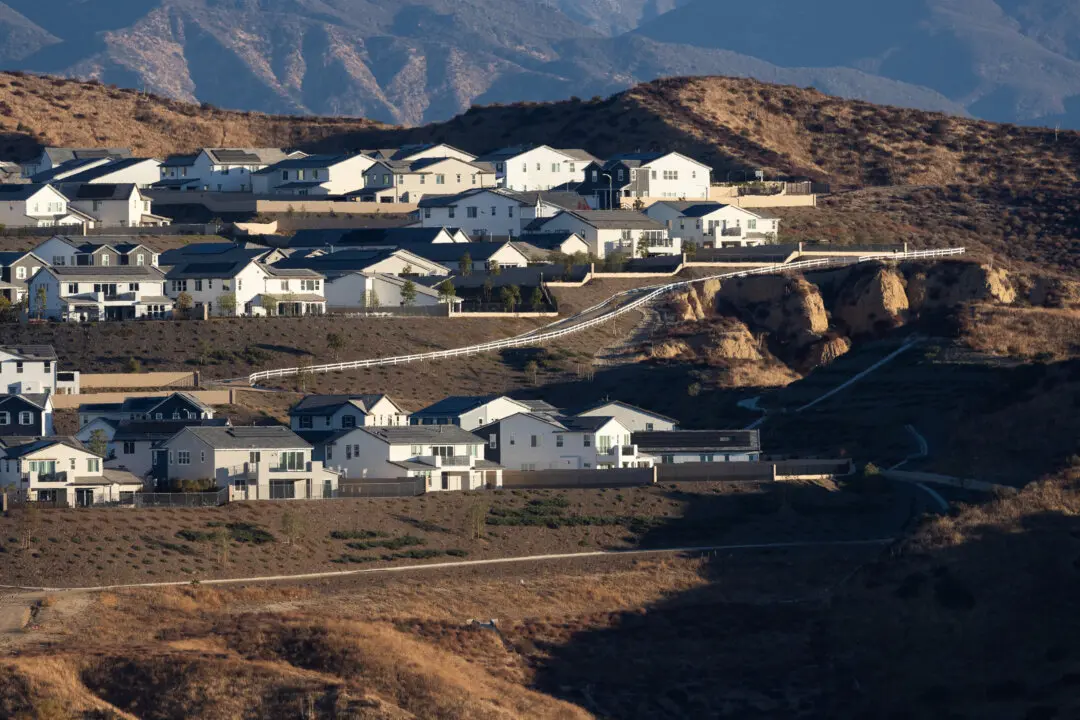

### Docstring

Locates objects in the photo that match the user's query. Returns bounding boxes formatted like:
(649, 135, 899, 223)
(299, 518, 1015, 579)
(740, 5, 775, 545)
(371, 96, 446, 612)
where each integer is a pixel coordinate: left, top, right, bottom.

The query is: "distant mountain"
(0, 0, 1078, 127)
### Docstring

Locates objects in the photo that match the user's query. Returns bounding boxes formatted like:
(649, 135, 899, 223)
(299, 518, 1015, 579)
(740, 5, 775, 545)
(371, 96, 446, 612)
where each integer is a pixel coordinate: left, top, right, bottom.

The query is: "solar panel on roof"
(76, 185, 121, 199)
(214, 150, 262, 163)
(183, 262, 240, 273)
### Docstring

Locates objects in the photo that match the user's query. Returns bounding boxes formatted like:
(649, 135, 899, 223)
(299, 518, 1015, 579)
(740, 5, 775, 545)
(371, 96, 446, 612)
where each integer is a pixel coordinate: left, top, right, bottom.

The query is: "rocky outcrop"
(704, 324, 764, 363)
(714, 276, 828, 345)
(804, 335, 852, 367)
(834, 266, 909, 335)
(905, 261, 1016, 311)
(1026, 275, 1080, 309)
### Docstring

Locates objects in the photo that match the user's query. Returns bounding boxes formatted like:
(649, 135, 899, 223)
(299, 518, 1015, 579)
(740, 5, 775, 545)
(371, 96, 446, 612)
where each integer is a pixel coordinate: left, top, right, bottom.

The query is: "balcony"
(717, 227, 743, 237)
(22, 471, 68, 485)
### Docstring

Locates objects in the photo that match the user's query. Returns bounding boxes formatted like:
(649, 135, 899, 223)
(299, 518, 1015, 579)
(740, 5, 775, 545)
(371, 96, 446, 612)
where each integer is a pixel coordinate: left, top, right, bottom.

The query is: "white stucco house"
(0, 436, 143, 507)
(359, 157, 497, 204)
(525, 210, 674, 258)
(473, 146, 597, 191)
(27, 266, 173, 321)
(645, 202, 780, 248)
(416, 188, 588, 239)
(157, 148, 298, 192)
(633, 430, 762, 464)
(0, 345, 58, 395)
(290, 394, 409, 432)
(165, 257, 326, 317)
(252, 154, 375, 196)
(155, 425, 340, 500)
(577, 152, 713, 209)
(478, 412, 651, 471)
(575, 401, 679, 432)
(409, 395, 537, 431)
(0, 184, 90, 229)
(58, 183, 171, 228)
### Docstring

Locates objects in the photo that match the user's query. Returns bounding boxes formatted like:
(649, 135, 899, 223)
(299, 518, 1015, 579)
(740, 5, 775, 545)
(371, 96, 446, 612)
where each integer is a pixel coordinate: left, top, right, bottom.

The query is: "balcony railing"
(620, 445, 636, 455)
(439, 456, 472, 467)
(718, 227, 743, 237)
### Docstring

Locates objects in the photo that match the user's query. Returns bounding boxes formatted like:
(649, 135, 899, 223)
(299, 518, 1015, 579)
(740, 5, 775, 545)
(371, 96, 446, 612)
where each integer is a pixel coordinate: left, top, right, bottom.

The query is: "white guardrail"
(247, 247, 966, 385)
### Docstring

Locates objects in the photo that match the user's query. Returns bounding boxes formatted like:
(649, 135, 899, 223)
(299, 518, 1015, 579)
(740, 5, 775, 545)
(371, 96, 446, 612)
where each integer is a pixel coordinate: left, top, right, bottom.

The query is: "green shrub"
(329, 529, 388, 540)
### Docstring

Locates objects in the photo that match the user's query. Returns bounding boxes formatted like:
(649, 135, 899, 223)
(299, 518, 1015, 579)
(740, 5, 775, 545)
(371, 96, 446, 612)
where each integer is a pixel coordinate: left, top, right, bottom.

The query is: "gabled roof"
(509, 232, 585, 251)
(501, 190, 592, 211)
(0, 250, 44, 267)
(560, 149, 599, 163)
(41, 148, 130, 165)
(159, 243, 270, 267)
(557, 415, 618, 433)
(290, 394, 399, 417)
(360, 425, 485, 445)
(59, 183, 140, 201)
(272, 248, 447, 278)
(391, 143, 475, 161)
(576, 400, 679, 424)
(0, 345, 56, 361)
(387, 241, 522, 265)
(0, 394, 50, 411)
(288, 227, 452, 249)
(0, 183, 57, 201)
(204, 148, 289, 165)
(80, 392, 212, 416)
(257, 153, 356, 171)
(417, 188, 517, 208)
(545, 210, 666, 231)
(111, 418, 229, 442)
(632, 430, 761, 453)
(161, 154, 198, 167)
(0, 436, 98, 459)
(261, 264, 323, 278)
(179, 425, 311, 450)
(45, 266, 165, 282)
(164, 259, 254, 280)
(412, 395, 524, 417)
(58, 158, 159, 184)
(30, 157, 109, 183)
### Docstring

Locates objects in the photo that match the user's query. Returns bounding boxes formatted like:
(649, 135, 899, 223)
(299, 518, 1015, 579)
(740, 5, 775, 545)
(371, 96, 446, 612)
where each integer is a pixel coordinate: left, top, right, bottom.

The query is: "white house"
(0, 436, 142, 507)
(473, 146, 596, 191)
(28, 266, 173, 321)
(22, 148, 130, 178)
(526, 210, 674, 258)
(32, 236, 160, 269)
(478, 413, 651, 471)
(75, 418, 230, 479)
(0, 184, 89, 229)
(322, 425, 501, 492)
(633, 430, 762, 464)
(645, 202, 780, 248)
(252, 154, 375, 196)
(323, 271, 456, 310)
(177, 148, 299, 192)
(58, 184, 171, 228)
(416, 188, 587, 239)
(575, 401, 679, 432)
(364, 144, 477, 163)
(290, 394, 409, 432)
(409, 395, 536, 431)
(165, 258, 326, 317)
(0, 345, 57, 395)
(577, 152, 713, 209)
(154, 425, 340, 500)
(360, 157, 497, 204)
(511, 233, 592, 261)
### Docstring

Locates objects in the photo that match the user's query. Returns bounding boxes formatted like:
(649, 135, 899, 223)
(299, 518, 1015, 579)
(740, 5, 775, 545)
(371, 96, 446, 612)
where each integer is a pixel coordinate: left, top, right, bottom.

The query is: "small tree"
(175, 291, 194, 318)
(125, 356, 142, 374)
(636, 235, 651, 259)
(326, 332, 345, 360)
(295, 355, 313, 393)
(87, 429, 109, 459)
(482, 277, 494, 303)
(465, 502, 487, 539)
(524, 360, 539, 385)
(401, 279, 417, 307)
(684, 241, 698, 259)
(260, 293, 278, 316)
(0, 294, 11, 321)
(33, 285, 47, 320)
(217, 292, 237, 317)
(365, 288, 380, 309)
(530, 286, 544, 312)
(489, 260, 501, 276)
(436, 278, 456, 304)
(499, 284, 520, 313)
(197, 340, 212, 366)
(281, 508, 305, 545)
(402, 264, 414, 277)
(458, 252, 473, 276)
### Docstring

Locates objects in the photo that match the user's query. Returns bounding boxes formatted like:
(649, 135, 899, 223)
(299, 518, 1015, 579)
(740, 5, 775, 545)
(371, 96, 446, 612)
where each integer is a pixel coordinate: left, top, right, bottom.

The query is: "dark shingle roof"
(679, 203, 730, 218)
(58, 158, 156, 184)
(30, 157, 107, 183)
(49, 266, 164, 281)
(261, 154, 351, 170)
(632, 430, 761, 453)
(290, 394, 395, 416)
(411, 395, 510, 417)
(0, 345, 57, 361)
(205, 148, 288, 165)
(1, 436, 97, 459)
(162, 154, 198, 167)
(111, 418, 229, 442)
(509, 232, 584, 251)
(0, 183, 54, 201)
(43, 148, 129, 164)
(182, 425, 311, 450)
(576, 400, 679, 424)
(159, 243, 269, 266)
(362, 425, 485, 445)
(165, 260, 251, 280)
(387, 241, 523, 265)
(289, 227, 451, 249)
(0, 251, 38, 266)
(0, 393, 49, 410)
(60, 183, 139, 201)
(560, 210, 666, 230)
(558, 416, 615, 432)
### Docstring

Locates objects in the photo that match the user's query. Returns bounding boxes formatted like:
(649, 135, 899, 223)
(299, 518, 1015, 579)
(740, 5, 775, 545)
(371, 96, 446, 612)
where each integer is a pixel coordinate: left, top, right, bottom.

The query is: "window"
(419, 175, 425, 184)
(282, 170, 289, 181)
(424, 208, 432, 219)
(15, 361, 23, 374)
(472, 174, 477, 185)
(172, 280, 187, 293)
(583, 435, 592, 447)
(300, 279, 319, 292)
(16, 267, 25, 280)
(281, 280, 290, 291)
(52, 256, 65, 266)
(155, 413, 163, 420)
(556, 435, 564, 447)
(699, 454, 715, 463)
(448, 207, 456, 219)
(278, 451, 305, 471)
(617, 169, 624, 181)
(342, 415, 357, 429)
(129, 283, 139, 292)
(663, 170, 679, 180)
(551, 163, 560, 172)
(522, 163, 528, 173)
(661, 454, 674, 464)
(0, 412, 7, 425)
(747, 219, 757, 230)
(123, 442, 135, 455)
(249, 451, 261, 464)
(435, 174, 445, 185)
(488, 434, 497, 449)
(592, 170, 599, 181)
(383, 174, 391, 185)
(345, 444, 352, 460)
(312, 170, 319, 179)
(456, 174, 461, 183)
(508, 206, 514, 218)
(491, 206, 497, 217)
(410, 444, 423, 456)
(177, 450, 191, 465)
(466, 206, 478, 218)
(645, 422, 654, 431)
(597, 436, 612, 452)
(530, 435, 539, 447)
(509, 434, 516, 446)
(194, 280, 203, 291)
(442, 475, 449, 490)
(101, 254, 110, 266)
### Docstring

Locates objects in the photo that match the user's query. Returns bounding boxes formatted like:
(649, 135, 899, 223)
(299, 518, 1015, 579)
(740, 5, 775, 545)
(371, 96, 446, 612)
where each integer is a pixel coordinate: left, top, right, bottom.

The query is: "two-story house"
(322, 425, 501, 492)
(28, 265, 173, 321)
(359, 157, 496, 203)
(645, 202, 779, 248)
(0, 184, 90, 229)
(78, 392, 215, 428)
(477, 413, 650, 470)
(252, 154, 375, 196)
(287, 227, 469, 252)
(290, 394, 409, 436)
(21, 147, 131, 178)
(473, 146, 597, 191)
(165, 257, 325, 317)
(575, 401, 679, 432)
(632, 430, 762, 464)
(154, 425, 340, 500)
(0, 394, 54, 436)
(57, 184, 170, 228)
(0, 436, 143, 507)
(155, 154, 200, 190)
(0, 345, 58, 394)
(192, 148, 299, 192)
(363, 144, 476, 163)
(43, 158, 161, 189)
(0, 251, 46, 303)
(416, 188, 588, 239)
(577, 153, 713, 209)
(409, 395, 537, 430)
(75, 417, 230, 478)
(526, 210, 673, 258)
(33, 236, 160, 269)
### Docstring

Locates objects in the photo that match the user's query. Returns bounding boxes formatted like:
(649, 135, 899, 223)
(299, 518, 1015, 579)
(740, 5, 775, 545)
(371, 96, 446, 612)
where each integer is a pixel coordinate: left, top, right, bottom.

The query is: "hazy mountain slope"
(0, 2, 60, 64)
(636, 0, 1080, 125)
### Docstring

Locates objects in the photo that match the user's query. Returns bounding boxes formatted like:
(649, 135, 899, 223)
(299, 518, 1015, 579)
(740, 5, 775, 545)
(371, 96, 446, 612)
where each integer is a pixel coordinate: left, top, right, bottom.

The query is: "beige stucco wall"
(53, 389, 232, 409)
(80, 372, 196, 390)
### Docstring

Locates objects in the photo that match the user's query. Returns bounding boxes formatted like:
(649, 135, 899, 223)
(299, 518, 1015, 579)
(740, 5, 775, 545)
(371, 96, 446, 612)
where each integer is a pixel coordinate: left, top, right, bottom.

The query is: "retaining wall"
(80, 372, 196, 390)
(54, 389, 232, 409)
(502, 468, 656, 489)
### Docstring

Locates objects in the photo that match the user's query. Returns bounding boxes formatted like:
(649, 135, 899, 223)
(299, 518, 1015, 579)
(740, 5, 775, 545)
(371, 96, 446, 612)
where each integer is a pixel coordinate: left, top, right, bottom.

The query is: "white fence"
(247, 247, 966, 385)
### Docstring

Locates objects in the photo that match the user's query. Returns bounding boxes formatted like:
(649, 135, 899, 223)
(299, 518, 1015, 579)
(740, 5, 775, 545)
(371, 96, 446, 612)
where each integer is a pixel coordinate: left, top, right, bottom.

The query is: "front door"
(75, 489, 94, 507)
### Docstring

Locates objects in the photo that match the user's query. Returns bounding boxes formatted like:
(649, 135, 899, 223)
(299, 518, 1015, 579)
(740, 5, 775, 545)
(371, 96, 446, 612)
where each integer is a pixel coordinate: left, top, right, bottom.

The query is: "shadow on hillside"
(0, 130, 41, 161)
(528, 477, 1080, 719)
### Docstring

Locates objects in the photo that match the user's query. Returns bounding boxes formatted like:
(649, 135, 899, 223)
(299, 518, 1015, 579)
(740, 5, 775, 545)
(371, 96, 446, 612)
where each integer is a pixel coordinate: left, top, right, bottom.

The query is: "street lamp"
(602, 172, 614, 210)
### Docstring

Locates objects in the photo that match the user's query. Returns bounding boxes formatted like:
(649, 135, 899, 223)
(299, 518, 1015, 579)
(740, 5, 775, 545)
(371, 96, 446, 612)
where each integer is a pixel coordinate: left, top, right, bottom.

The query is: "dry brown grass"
(960, 305, 1080, 361)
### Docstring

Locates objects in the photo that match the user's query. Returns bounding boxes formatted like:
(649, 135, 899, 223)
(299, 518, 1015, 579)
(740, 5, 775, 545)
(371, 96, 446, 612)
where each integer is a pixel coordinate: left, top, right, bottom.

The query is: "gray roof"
(204, 148, 289, 165)
(111, 418, 229, 442)
(0, 393, 49, 410)
(0, 436, 97, 459)
(182, 425, 311, 450)
(59, 183, 140, 201)
(559, 210, 666, 230)
(261, 264, 323, 278)
(509, 232, 584, 251)
(42, 148, 130, 165)
(576, 400, 679, 424)
(0, 183, 55, 201)
(57, 158, 157, 184)
(632, 430, 761, 453)
(502, 190, 591, 210)
(159, 243, 270, 267)
(0, 345, 57, 361)
(161, 154, 198, 167)
(48, 266, 165, 282)
(257, 154, 353, 171)
(361, 425, 485, 445)
(290, 394, 397, 417)
(560, 149, 599, 163)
